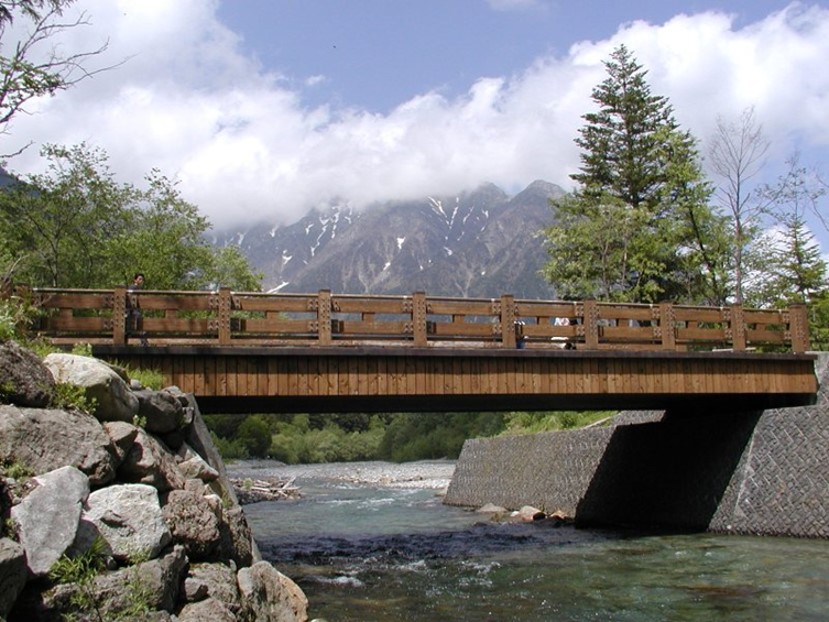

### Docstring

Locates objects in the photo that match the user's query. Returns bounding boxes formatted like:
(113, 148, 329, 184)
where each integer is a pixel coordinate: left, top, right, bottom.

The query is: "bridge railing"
(14, 286, 811, 352)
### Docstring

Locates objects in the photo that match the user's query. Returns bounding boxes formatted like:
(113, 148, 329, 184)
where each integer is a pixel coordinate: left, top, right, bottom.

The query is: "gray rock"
(237, 561, 309, 622)
(187, 562, 241, 614)
(73, 483, 172, 562)
(0, 339, 55, 407)
(513, 505, 546, 522)
(11, 465, 89, 577)
(103, 420, 139, 466)
(177, 596, 237, 621)
(182, 576, 209, 602)
(0, 405, 116, 486)
(162, 489, 221, 561)
(43, 544, 188, 619)
(0, 538, 26, 619)
(120, 544, 188, 613)
(43, 353, 139, 423)
(179, 453, 220, 483)
(218, 505, 254, 568)
(118, 427, 185, 492)
(134, 389, 184, 434)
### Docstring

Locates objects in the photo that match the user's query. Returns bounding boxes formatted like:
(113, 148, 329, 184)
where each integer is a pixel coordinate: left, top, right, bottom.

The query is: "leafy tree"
(708, 107, 770, 303)
(236, 415, 271, 458)
(544, 45, 726, 304)
(0, 0, 113, 154)
(0, 143, 262, 290)
(0, 143, 134, 286)
(114, 169, 216, 290)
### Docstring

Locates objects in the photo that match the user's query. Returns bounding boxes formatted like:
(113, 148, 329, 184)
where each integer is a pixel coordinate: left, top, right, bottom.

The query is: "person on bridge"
(127, 272, 149, 346)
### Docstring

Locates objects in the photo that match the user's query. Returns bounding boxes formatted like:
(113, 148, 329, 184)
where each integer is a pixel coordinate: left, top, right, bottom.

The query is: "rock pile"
(0, 341, 308, 621)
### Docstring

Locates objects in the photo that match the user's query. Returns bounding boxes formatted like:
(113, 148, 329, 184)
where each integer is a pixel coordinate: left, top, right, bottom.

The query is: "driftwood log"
(230, 476, 301, 505)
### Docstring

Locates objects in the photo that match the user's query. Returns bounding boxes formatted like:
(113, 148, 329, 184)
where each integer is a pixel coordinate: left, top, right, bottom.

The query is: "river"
(229, 460, 829, 622)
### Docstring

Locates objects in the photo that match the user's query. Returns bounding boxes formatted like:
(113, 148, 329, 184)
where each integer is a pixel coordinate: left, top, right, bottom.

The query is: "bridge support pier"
(444, 355, 829, 537)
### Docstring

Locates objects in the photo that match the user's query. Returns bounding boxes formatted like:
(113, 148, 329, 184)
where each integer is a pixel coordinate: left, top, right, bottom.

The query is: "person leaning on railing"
(126, 272, 149, 346)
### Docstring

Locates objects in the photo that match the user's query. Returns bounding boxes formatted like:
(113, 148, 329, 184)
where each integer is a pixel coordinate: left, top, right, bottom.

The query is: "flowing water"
(231, 460, 829, 622)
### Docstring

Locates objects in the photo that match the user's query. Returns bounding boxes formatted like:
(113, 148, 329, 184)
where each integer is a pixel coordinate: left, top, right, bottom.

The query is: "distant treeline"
(204, 410, 612, 464)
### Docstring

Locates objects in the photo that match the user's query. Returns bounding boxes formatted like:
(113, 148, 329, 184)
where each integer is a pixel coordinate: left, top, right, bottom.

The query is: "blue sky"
(216, 0, 796, 113)
(2, 0, 828, 242)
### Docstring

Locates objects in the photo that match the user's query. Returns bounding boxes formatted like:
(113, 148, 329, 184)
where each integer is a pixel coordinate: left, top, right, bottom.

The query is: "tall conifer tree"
(544, 45, 727, 303)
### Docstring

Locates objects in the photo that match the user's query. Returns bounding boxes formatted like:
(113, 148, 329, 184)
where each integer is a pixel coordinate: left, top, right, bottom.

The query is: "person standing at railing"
(127, 272, 149, 346)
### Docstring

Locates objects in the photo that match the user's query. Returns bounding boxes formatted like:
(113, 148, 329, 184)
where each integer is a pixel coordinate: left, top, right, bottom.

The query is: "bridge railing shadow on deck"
(13, 286, 811, 353)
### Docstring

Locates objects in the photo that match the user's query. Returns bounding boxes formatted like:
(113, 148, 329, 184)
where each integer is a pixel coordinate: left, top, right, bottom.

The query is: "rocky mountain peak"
(214, 180, 565, 298)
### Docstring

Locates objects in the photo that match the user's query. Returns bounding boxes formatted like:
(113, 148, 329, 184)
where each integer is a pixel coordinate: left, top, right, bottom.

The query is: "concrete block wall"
(444, 354, 829, 538)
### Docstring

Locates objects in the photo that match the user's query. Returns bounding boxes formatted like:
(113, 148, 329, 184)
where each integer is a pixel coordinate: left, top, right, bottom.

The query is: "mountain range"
(214, 180, 565, 299)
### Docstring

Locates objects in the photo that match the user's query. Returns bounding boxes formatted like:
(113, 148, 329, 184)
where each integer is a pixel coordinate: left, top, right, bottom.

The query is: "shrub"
(51, 382, 97, 414)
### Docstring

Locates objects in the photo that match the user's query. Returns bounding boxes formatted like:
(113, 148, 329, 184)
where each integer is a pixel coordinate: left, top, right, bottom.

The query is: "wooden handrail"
(12, 286, 811, 353)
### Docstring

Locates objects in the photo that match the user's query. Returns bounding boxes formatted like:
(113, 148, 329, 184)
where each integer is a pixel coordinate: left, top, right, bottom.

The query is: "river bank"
(228, 459, 455, 492)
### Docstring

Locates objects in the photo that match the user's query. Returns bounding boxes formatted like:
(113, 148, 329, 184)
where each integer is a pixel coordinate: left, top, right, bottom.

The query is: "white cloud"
(1, 1, 827, 233)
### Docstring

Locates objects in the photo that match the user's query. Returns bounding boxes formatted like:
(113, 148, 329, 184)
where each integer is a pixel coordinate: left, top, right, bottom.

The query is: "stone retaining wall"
(444, 354, 829, 538)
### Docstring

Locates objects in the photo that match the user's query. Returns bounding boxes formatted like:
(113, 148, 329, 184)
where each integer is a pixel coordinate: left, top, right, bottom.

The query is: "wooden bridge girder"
(92, 346, 819, 414)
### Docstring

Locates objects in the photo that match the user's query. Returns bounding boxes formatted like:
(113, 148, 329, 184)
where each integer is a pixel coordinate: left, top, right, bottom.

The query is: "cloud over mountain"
(3, 2, 827, 232)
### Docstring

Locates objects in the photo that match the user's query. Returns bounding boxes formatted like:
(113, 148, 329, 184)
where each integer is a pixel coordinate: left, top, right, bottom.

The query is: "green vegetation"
(544, 44, 724, 305)
(0, 144, 263, 291)
(114, 363, 163, 391)
(205, 410, 612, 464)
(49, 538, 108, 586)
(51, 382, 96, 414)
(0, 459, 32, 481)
(48, 537, 109, 620)
(543, 44, 828, 348)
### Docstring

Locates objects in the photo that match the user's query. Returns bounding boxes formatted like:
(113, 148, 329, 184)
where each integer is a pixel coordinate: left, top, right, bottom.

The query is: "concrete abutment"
(444, 354, 829, 538)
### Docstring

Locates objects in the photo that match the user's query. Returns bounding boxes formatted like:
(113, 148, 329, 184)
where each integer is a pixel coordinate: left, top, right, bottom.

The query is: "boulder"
(36, 545, 188, 619)
(103, 420, 140, 466)
(237, 561, 309, 622)
(182, 576, 210, 603)
(177, 597, 238, 621)
(118, 427, 185, 492)
(182, 396, 235, 497)
(477, 503, 508, 516)
(186, 562, 242, 614)
(512, 505, 546, 522)
(11, 465, 89, 577)
(162, 489, 221, 561)
(43, 353, 139, 423)
(0, 538, 26, 619)
(134, 388, 185, 434)
(73, 483, 172, 562)
(218, 505, 255, 568)
(0, 405, 116, 486)
(177, 442, 220, 482)
(0, 340, 55, 407)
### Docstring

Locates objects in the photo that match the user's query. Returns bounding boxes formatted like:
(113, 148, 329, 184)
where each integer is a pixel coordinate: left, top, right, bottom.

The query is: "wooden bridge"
(16, 287, 818, 413)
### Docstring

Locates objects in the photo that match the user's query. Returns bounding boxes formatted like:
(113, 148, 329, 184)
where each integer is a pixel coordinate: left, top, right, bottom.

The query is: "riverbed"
(229, 460, 829, 622)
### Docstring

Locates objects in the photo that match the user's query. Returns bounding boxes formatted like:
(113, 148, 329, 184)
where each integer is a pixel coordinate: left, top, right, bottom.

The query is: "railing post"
(730, 304, 746, 351)
(218, 287, 232, 345)
(501, 294, 516, 348)
(413, 291, 428, 346)
(789, 304, 811, 353)
(658, 302, 676, 350)
(583, 299, 599, 349)
(318, 290, 332, 345)
(113, 286, 127, 345)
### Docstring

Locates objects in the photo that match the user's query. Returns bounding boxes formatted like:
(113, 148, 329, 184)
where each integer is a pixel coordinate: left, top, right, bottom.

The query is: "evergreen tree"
(544, 45, 727, 303)
(745, 157, 829, 347)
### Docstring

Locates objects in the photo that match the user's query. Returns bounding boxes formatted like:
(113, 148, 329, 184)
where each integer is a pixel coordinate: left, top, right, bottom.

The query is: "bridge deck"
(17, 287, 817, 414)
(93, 345, 818, 414)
